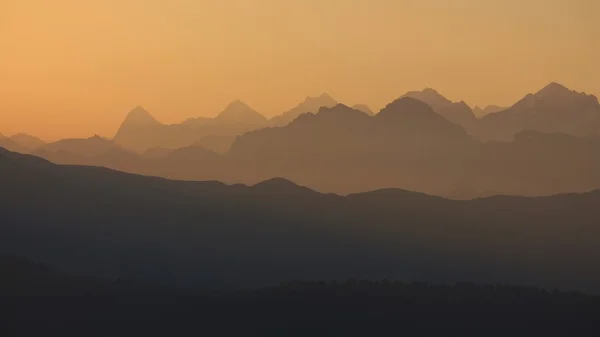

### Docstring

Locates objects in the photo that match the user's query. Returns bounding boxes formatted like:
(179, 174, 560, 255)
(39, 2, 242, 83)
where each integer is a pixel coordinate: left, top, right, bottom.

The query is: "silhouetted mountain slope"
(233, 99, 470, 161)
(473, 105, 506, 118)
(2, 147, 600, 292)
(400, 88, 478, 133)
(401, 88, 454, 112)
(439, 101, 478, 132)
(269, 93, 338, 126)
(476, 83, 600, 141)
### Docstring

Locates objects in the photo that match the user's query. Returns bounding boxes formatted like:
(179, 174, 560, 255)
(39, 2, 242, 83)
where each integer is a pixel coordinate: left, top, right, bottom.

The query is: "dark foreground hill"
(2, 256, 600, 337)
(1, 147, 600, 293)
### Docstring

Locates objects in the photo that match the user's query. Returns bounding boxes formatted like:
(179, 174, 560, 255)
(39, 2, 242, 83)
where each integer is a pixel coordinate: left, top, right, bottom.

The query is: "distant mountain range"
(7, 82, 600, 198)
(113, 102, 267, 153)
(112, 94, 339, 153)
(2, 146, 600, 292)
(269, 93, 338, 126)
(475, 82, 600, 141)
(473, 105, 505, 118)
(96, 83, 600, 153)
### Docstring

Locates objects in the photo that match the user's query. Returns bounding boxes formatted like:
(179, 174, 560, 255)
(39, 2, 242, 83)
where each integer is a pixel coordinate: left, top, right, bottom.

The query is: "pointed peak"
(535, 82, 571, 96)
(224, 99, 251, 110)
(319, 92, 334, 100)
(455, 101, 471, 109)
(124, 106, 160, 125)
(216, 100, 266, 123)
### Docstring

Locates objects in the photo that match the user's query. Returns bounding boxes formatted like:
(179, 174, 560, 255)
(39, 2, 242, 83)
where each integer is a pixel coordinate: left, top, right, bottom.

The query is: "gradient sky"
(1, 0, 599, 140)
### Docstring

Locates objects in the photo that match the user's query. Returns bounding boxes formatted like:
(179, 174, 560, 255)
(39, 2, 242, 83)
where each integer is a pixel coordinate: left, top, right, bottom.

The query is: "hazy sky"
(1, 0, 599, 140)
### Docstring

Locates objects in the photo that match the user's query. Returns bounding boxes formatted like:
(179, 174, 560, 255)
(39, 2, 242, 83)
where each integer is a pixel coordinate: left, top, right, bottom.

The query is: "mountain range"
(6, 82, 600, 199)
(475, 82, 600, 141)
(113, 102, 267, 153)
(268, 93, 339, 126)
(2, 146, 600, 292)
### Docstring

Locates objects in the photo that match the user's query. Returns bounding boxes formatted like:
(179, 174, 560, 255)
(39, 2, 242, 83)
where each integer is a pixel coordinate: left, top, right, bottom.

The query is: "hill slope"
(1, 147, 600, 292)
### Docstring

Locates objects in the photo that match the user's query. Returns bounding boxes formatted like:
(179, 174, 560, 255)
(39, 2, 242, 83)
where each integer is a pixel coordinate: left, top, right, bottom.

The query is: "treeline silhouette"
(3, 256, 600, 336)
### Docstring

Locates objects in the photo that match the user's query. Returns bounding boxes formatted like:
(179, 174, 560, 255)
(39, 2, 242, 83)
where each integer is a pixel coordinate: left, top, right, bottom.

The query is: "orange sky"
(1, 0, 599, 140)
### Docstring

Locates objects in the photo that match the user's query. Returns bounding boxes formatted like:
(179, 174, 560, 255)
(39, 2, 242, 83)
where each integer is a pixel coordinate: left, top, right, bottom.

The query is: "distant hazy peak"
(352, 104, 374, 115)
(313, 103, 369, 118)
(384, 97, 435, 111)
(299, 93, 338, 108)
(509, 82, 600, 110)
(223, 99, 252, 111)
(124, 106, 160, 125)
(215, 100, 266, 123)
(377, 97, 437, 120)
(535, 82, 571, 97)
(400, 88, 454, 112)
(8, 133, 47, 150)
(422, 87, 441, 95)
(473, 105, 505, 118)
(306, 92, 335, 102)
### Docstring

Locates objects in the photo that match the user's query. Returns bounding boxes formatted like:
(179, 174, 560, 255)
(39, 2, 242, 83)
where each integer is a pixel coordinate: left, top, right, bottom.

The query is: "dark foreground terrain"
(2, 147, 600, 292)
(2, 256, 600, 337)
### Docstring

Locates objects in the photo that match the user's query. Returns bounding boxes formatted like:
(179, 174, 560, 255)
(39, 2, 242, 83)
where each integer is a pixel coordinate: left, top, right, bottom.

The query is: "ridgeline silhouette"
(6, 83, 600, 199)
(2, 147, 600, 292)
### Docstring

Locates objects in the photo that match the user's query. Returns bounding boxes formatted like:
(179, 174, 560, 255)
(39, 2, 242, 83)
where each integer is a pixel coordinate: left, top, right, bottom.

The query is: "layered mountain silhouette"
(473, 105, 506, 118)
(269, 93, 338, 126)
(0, 133, 25, 153)
(400, 88, 454, 112)
(400, 88, 478, 133)
(114, 103, 268, 153)
(475, 82, 600, 141)
(2, 146, 600, 292)
(26, 84, 600, 198)
(212, 100, 267, 125)
(9, 82, 600, 199)
(0, 133, 46, 153)
(352, 104, 374, 115)
(227, 99, 475, 194)
(232, 98, 470, 158)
